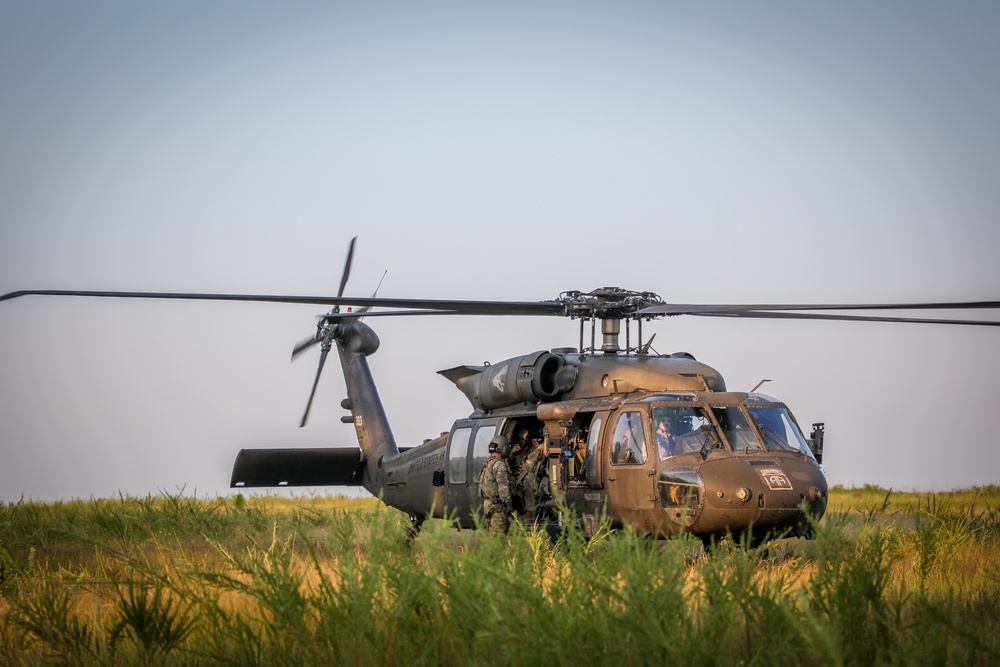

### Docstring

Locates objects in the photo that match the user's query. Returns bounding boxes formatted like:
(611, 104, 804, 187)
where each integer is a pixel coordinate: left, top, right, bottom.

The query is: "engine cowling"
(438, 351, 578, 411)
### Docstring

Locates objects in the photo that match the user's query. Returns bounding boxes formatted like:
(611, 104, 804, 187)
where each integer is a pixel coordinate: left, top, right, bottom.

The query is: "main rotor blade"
(638, 301, 1000, 316)
(693, 310, 1000, 326)
(320, 308, 485, 320)
(300, 346, 329, 428)
(0, 290, 564, 316)
(302, 296, 562, 315)
(7, 289, 998, 324)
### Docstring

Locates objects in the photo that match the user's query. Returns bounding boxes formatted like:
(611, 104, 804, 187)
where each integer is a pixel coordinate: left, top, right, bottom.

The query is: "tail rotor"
(294, 236, 357, 427)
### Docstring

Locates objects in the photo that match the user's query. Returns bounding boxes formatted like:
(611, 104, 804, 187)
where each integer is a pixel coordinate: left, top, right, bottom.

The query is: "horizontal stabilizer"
(437, 365, 483, 384)
(230, 448, 365, 487)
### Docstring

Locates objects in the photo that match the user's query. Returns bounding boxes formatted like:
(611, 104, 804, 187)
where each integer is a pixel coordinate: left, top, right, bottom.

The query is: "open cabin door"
(561, 411, 608, 519)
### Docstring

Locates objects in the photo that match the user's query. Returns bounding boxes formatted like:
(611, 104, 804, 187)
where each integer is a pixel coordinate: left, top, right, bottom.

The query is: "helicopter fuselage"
(381, 388, 827, 541)
(233, 319, 828, 542)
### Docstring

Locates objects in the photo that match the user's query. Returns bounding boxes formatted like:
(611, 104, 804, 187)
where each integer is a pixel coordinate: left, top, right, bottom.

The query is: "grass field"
(1, 486, 998, 665)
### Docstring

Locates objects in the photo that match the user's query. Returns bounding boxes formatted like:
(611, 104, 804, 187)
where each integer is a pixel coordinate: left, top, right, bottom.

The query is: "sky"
(1, 1, 999, 503)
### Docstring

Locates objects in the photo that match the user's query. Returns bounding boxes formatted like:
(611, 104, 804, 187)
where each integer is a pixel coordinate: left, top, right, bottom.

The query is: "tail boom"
(335, 320, 400, 495)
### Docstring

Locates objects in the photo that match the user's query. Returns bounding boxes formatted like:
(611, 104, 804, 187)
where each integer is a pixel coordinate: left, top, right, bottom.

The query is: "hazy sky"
(2, 2, 998, 502)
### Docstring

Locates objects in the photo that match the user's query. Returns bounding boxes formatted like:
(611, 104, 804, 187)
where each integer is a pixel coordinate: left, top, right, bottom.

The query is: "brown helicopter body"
(239, 317, 827, 543)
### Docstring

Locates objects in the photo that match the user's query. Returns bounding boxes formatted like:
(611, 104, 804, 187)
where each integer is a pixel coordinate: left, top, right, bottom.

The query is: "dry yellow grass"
(1, 487, 998, 665)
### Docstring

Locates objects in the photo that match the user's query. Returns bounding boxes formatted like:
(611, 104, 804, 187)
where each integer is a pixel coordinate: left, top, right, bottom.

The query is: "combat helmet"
(488, 435, 512, 458)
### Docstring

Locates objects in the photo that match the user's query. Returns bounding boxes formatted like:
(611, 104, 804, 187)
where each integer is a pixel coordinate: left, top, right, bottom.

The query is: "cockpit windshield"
(649, 398, 816, 461)
(710, 406, 760, 453)
(746, 406, 814, 459)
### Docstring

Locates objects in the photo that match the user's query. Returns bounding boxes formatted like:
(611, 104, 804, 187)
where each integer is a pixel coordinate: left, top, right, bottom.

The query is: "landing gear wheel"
(406, 515, 424, 541)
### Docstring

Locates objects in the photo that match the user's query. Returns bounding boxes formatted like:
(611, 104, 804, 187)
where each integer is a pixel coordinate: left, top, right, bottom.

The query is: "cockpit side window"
(652, 406, 713, 460)
(611, 411, 648, 465)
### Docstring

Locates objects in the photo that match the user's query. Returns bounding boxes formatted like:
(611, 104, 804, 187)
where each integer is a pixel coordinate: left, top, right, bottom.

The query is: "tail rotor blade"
(336, 236, 357, 301)
(300, 346, 329, 427)
(291, 334, 320, 361)
(297, 236, 355, 426)
(355, 269, 388, 318)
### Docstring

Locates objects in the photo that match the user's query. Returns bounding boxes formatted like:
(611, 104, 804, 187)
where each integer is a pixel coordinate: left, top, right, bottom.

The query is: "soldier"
(508, 426, 533, 512)
(518, 438, 548, 519)
(479, 435, 513, 536)
(656, 418, 678, 459)
(509, 427, 532, 471)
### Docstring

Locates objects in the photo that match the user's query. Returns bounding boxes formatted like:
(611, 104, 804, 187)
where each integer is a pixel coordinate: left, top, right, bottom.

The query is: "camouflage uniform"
(508, 436, 531, 512)
(479, 455, 512, 536)
(509, 436, 531, 475)
(518, 443, 548, 517)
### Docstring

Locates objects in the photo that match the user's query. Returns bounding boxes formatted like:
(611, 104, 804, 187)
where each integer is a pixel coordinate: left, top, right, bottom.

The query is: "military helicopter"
(4, 238, 999, 545)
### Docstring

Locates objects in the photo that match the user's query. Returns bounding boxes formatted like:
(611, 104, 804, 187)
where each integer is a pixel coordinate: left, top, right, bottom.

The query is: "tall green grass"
(1, 487, 998, 665)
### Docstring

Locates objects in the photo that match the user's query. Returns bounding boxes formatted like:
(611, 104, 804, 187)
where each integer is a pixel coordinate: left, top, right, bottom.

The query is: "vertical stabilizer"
(335, 319, 399, 494)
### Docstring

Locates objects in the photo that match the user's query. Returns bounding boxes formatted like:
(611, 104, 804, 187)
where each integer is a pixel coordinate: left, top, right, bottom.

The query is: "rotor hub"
(558, 287, 664, 320)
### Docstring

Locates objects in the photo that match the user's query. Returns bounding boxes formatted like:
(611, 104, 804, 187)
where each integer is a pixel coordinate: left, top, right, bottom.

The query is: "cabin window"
(652, 406, 713, 460)
(448, 426, 473, 484)
(746, 406, 814, 459)
(611, 411, 648, 465)
(585, 416, 602, 483)
(471, 425, 497, 482)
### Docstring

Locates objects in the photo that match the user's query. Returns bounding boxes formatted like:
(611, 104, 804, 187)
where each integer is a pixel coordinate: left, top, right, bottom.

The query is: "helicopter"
(3, 238, 999, 545)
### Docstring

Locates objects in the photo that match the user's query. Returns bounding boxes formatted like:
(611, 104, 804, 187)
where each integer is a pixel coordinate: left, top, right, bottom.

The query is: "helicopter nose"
(687, 456, 827, 536)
